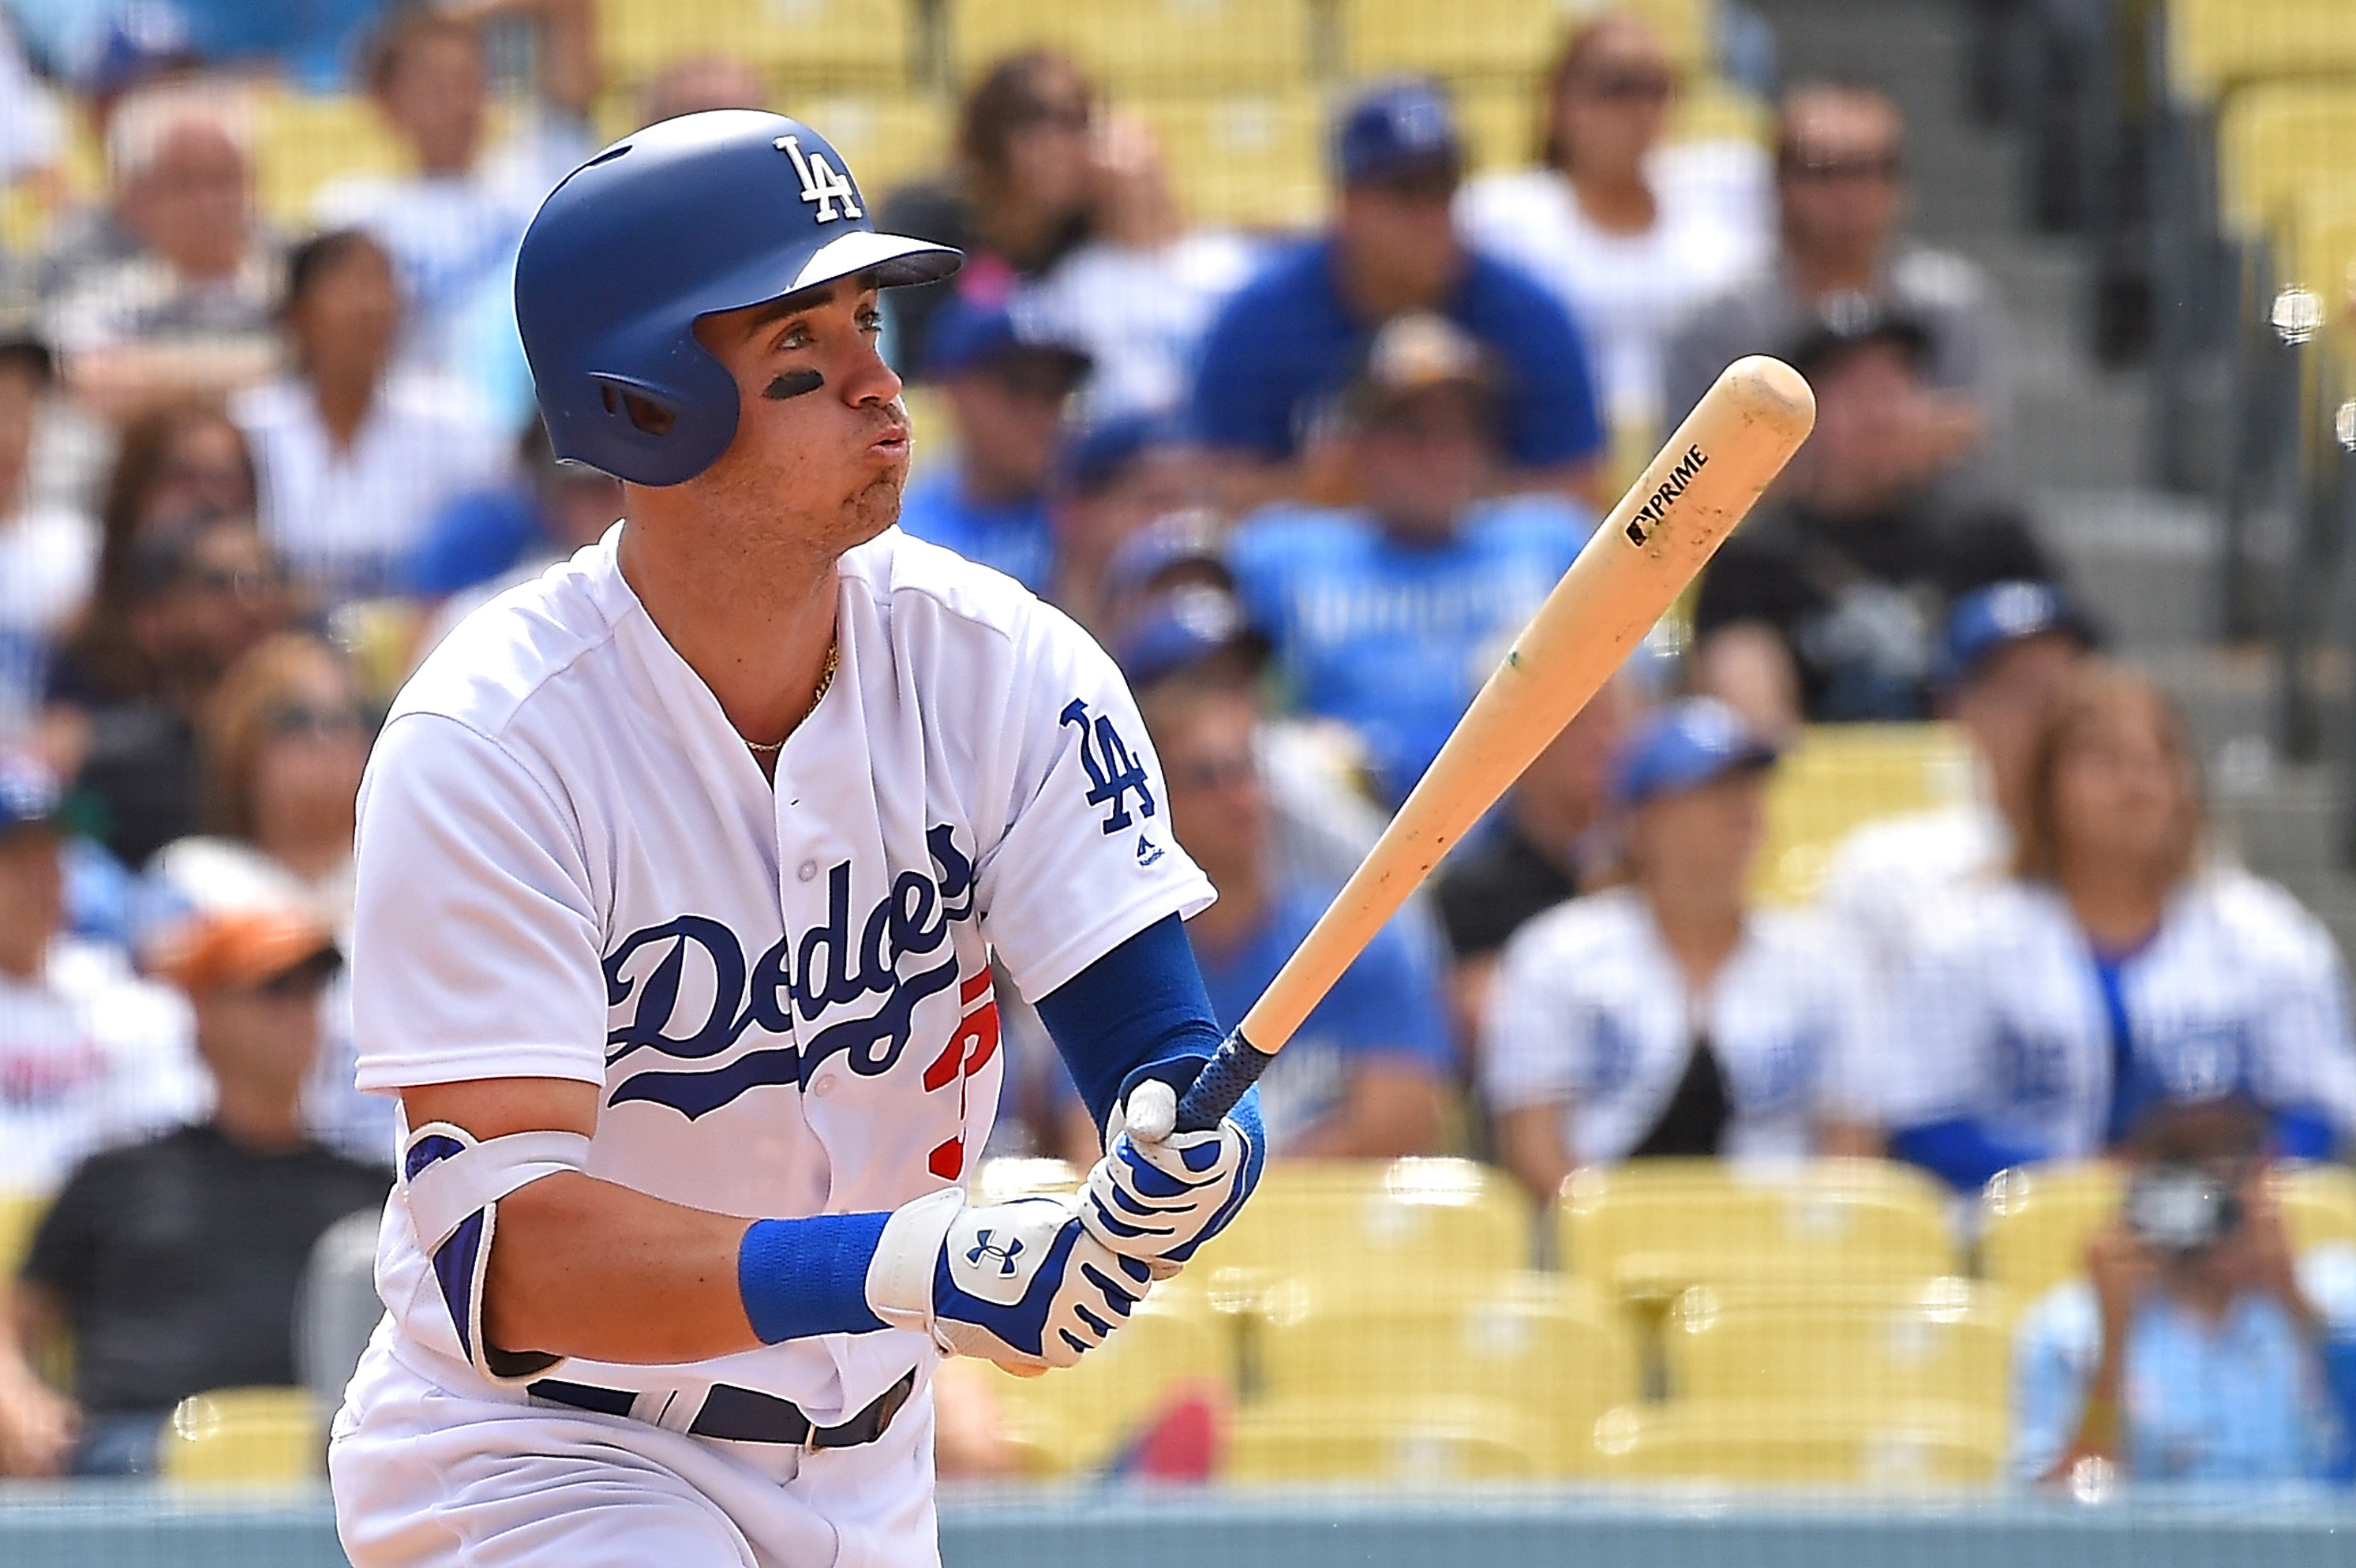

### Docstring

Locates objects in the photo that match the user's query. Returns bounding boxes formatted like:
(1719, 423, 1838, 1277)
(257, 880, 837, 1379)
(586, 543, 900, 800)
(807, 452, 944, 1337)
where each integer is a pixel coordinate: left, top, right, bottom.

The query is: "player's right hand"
(866, 1188, 1154, 1372)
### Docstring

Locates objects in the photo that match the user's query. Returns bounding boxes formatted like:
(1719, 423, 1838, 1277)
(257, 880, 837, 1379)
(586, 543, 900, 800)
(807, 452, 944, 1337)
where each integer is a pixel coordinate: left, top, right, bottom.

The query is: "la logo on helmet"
(774, 135, 862, 223)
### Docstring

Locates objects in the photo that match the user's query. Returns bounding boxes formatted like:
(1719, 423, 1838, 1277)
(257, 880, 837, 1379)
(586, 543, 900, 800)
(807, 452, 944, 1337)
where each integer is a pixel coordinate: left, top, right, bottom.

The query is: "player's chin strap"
(400, 1121, 592, 1387)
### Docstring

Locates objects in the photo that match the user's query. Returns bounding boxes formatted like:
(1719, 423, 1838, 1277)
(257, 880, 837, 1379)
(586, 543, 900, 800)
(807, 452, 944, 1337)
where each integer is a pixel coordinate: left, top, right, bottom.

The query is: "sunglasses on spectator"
(183, 563, 281, 598)
(1012, 99, 1090, 134)
(1574, 69, 1676, 103)
(265, 702, 371, 739)
(1169, 754, 1257, 791)
(1781, 150, 1903, 182)
(254, 952, 340, 1000)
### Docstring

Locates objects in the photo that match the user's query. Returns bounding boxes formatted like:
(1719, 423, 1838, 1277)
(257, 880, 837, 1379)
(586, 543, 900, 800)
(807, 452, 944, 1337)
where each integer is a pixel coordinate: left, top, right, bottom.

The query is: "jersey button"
(811, 1072, 837, 1098)
(797, 859, 818, 882)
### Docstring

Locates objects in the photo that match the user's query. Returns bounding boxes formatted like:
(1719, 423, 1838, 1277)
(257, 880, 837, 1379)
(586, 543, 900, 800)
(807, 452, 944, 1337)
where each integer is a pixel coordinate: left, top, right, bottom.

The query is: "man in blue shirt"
(1227, 312, 1594, 804)
(895, 299, 1091, 593)
(1188, 78, 1607, 512)
(1137, 675, 1451, 1158)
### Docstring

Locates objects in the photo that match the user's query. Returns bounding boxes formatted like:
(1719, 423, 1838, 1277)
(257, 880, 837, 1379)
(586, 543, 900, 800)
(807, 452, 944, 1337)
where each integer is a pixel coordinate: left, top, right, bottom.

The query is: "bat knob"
(1122, 1080, 1178, 1143)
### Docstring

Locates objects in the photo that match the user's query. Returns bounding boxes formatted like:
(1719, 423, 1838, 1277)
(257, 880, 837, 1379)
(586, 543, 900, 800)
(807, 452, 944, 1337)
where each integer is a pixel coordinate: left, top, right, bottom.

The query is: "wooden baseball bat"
(1167, 354, 1816, 1135)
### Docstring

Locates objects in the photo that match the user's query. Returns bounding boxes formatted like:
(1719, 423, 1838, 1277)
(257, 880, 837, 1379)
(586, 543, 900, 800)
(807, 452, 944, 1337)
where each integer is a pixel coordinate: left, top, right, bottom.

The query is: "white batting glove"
(1079, 1077, 1264, 1275)
(866, 1188, 1154, 1372)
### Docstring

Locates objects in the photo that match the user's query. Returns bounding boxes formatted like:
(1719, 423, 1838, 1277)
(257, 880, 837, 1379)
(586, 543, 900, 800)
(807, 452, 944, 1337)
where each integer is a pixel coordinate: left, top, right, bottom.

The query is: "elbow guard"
(400, 1119, 591, 1386)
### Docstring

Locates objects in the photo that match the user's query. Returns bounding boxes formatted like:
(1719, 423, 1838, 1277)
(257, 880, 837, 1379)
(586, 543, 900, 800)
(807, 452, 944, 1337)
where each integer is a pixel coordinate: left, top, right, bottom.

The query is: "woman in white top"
(1456, 13, 1770, 450)
(1483, 698, 1880, 1204)
(231, 230, 512, 608)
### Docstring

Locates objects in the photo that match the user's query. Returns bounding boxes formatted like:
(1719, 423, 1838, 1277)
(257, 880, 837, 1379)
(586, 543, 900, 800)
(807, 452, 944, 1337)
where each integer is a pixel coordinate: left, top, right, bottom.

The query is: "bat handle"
(1174, 1028, 1275, 1133)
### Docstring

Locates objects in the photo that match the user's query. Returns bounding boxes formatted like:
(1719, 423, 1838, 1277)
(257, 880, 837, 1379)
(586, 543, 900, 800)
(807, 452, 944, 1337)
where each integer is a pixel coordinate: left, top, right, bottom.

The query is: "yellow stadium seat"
(946, 0, 1313, 95)
(776, 91, 950, 208)
(1189, 1158, 1536, 1304)
(599, 0, 914, 88)
(1558, 1159, 1959, 1305)
(1339, 0, 1712, 83)
(1252, 1272, 1637, 1473)
(159, 1387, 324, 1485)
(1749, 722, 1982, 905)
(0, 1190, 45, 1282)
(1593, 1397, 2008, 1485)
(2163, 0, 2356, 107)
(252, 92, 407, 227)
(1228, 1395, 1546, 1482)
(2213, 80, 2356, 240)
(1662, 1278, 2013, 1416)
(987, 1293, 1230, 1476)
(1980, 1160, 2356, 1311)
(1129, 94, 1326, 232)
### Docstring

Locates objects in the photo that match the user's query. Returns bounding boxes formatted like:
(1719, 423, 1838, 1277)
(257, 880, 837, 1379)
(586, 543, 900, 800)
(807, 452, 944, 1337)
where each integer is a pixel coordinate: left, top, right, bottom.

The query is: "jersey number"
(922, 967, 1002, 1181)
(775, 135, 863, 223)
(1060, 699, 1157, 834)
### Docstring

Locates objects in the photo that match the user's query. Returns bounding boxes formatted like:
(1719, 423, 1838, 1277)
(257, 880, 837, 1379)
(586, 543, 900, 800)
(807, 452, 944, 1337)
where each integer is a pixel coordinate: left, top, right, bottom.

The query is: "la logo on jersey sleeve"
(1058, 698, 1156, 834)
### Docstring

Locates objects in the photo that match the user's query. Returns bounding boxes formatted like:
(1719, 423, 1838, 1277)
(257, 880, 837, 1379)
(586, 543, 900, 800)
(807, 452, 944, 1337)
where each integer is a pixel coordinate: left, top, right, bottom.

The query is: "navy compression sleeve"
(1036, 913, 1229, 1136)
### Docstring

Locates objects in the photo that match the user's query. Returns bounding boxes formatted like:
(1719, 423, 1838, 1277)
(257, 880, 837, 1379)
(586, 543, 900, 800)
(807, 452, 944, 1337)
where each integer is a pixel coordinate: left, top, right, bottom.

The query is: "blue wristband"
(736, 1212, 892, 1344)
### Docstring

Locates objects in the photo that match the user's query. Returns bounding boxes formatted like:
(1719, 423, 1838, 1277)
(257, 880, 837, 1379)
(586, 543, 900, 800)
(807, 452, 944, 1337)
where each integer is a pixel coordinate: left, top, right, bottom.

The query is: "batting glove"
(866, 1188, 1154, 1371)
(1079, 1076, 1264, 1275)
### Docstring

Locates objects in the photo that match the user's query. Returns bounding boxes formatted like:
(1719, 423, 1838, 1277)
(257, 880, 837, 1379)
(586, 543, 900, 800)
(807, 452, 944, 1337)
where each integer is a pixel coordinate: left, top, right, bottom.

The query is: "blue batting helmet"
(515, 110, 962, 487)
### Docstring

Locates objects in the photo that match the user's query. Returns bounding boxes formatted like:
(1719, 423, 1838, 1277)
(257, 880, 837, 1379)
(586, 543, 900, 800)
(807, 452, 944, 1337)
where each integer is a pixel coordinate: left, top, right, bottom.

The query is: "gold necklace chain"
(744, 639, 839, 756)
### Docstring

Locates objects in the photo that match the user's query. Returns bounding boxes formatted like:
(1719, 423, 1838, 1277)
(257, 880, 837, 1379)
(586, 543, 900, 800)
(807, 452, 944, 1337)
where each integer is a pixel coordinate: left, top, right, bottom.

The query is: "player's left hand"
(1079, 1076, 1264, 1274)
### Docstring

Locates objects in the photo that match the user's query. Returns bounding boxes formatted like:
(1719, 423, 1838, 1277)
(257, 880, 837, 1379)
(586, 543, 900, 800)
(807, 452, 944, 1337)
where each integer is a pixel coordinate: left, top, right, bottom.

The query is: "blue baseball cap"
(1938, 580, 2096, 690)
(1102, 507, 1229, 604)
(1611, 698, 1779, 810)
(922, 298, 1092, 385)
(1058, 410, 1188, 498)
(0, 752, 63, 836)
(1332, 78, 1463, 189)
(1114, 582, 1268, 689)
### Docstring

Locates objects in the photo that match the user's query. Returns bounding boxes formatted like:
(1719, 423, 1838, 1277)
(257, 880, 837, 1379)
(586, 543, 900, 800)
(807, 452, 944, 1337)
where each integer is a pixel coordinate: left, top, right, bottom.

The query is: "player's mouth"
(867, 421, 911, 462)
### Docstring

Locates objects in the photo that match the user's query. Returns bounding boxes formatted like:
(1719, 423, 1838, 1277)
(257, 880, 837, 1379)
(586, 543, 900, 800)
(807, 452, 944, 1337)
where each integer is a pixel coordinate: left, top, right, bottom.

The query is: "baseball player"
(328, 112, 1264, 1568)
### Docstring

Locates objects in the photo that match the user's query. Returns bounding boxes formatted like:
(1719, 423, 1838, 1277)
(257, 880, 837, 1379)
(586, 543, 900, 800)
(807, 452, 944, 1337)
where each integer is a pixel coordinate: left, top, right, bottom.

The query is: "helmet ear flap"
(599, 382, 676, 436)
(560, 353, 739, 486)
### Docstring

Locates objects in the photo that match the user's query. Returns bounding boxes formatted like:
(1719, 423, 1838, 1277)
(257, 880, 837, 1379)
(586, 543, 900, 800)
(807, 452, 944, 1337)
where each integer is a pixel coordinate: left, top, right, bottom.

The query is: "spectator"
(1887, 664, 2356, 1194)
(0, 751, 200, 1197)
(314, 2, 597, 424)
(1227, 311, 1592, 805)
(1143, 675, 1450, 1157)
(1189, 78, 1607, 512)
(0, 330, 94, 738)
(1690, 307, 2051, 732)
(2013, 1095, 2356, 1487)
(878, 51, 1103, 375)
(1046, 414, 1204, 635)
(1661, 80, 2009, 503)
(406, 421, 622, 601)
(0, 858, 386, 1476)
(1818, 580, 2096, 981)
(1457, 13, 1770, 455)
(43, 80, 281, 421)
(45, 512, 290, 869)
(895, 299, 1090, 594)
(1436, 673, 1642, 1040)
(232, 229, 513, 606)
(1482, 698, 1879, 1205)
(636, 54, 767, 126)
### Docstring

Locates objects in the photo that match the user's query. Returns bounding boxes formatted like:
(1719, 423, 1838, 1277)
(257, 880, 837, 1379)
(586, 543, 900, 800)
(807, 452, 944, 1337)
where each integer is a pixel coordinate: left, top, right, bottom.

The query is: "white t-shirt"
(1011, 230, 1262, 419)
(0, 937, 204, 1194)
(0, 501, 96, 736)
(232, 372, 514, 604)
(1456, 143, 1771, 432)
(350, 526, 1213, 1420)
(1817, 801, 2010, 984)
(1887, 871, 2356, 1153)
(1482, 885, 1877, 1165)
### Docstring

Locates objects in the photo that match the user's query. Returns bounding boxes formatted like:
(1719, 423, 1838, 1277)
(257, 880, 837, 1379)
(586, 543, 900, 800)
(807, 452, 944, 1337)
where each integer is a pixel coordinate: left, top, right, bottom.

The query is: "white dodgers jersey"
(349, 527, 1212, 1422)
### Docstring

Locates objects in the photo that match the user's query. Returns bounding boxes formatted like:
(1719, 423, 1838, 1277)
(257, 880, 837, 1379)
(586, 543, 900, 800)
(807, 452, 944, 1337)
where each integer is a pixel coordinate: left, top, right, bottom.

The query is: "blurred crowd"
(0, 0, 2350, 1495)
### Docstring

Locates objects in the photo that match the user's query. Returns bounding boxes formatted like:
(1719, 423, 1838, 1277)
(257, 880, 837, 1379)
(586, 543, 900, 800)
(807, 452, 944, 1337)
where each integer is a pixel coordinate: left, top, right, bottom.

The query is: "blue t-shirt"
(1192, 881, 1451, 1154)
(894, 466, 1054, 594)
(1185, 237, 1605, 470)
(1228, 496, 1591, 803)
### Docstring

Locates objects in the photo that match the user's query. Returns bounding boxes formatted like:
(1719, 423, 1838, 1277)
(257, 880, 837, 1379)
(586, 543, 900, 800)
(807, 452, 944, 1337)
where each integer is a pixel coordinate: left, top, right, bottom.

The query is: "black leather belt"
(529, 1368, 917, 1449)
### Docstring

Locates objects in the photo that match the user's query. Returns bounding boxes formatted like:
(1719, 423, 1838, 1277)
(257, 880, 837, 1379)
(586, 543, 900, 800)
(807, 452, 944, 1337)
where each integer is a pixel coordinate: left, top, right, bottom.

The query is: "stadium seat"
(1592, 1397, 2008, 1485)
(1558, 1159, 1960, 1304)
(1251, 1272, 1637, 1473)
(158, 1387, 325, 1484)
(1227, 1395, 1547, 1483)
(2213, 81, 2356, 240)
(775, 92, 950, 205)
(1129, 93, 1325, 232)
(0, 1190, 44, 1282)
(598, 0, 914, 89)
(1661, 1278, 2012, 1416)
(1749, 723, 1982, 905)
(2161, 0, 2356, 108)
(252, 92, 407, 227)
(1189, 1158, 1536, 1304)
(1337, 0, 1712, 83)
(987, 1291, 1230, 1476)
(1979, 1159, 2356, 1311)
(946, 0, 1313, 95)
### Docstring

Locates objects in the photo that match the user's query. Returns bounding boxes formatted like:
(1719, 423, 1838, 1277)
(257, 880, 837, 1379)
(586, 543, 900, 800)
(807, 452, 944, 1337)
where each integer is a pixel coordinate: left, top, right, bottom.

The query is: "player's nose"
(841, 338, 903, 409)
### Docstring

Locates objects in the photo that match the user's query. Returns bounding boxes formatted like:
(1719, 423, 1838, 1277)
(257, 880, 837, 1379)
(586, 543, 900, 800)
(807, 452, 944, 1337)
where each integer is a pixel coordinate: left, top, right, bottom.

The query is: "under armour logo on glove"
(965, 1230, 1024, 1275)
